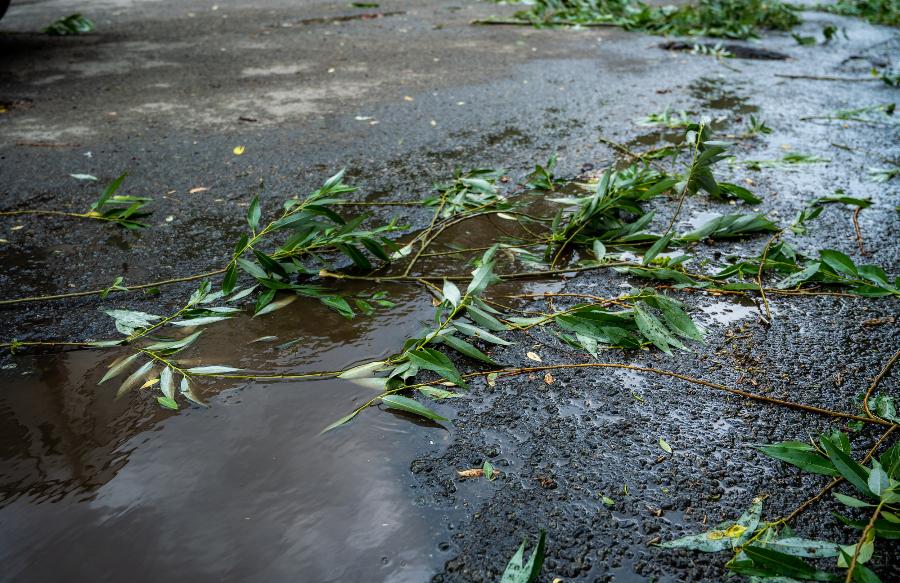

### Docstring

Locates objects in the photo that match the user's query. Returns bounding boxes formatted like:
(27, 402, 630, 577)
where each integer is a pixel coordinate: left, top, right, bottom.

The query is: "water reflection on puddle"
(0, 285, 459, 582)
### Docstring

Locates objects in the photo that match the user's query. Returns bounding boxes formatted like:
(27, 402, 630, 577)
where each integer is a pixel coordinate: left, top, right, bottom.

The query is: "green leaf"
(116, 361, 153, 398)
(443, 280, 461, 307)
(222, 263, 238, 295)
(452, 321, 512, 345)
(180, 375, 207, 406)
(319, 295, 355, 319)
(185, 365, 241, 374)
(756, 441, 839, 476)
(143, 330, 204, 352)
(439, 334, 498, 365)
(253, 294, 298, 317)
(820, 435, 872, 497)
(99, 353, 141, 384)
(867, 462, 889, 497)
(465, 304, 508, 332)
(657, 529, 732, 552)
(643, 233, 673, 265)
(483, 460, 495, 480)
(659, 437, 672, 453)
(160, 366, 176, 400)
(408, 348, 468, 389)
(157, 396, 179, 410)
(91, 172, 127, 210)
(765, 537, 839, 558)
(169, 316, 232, 327)
(646, 294, 704, 342)
(418, 386, 460, 400)
(381, 394, 448, 422)
(742, 546, 836, 581)
(820, 249, 857, 278)
(320, 410, 360, 434)
(834, 492, 874, 508)
(634, 302, 685, 354)
(338, 361, 387, 379)
(500, 530, 546, 583)
(247, 195, 261, 230)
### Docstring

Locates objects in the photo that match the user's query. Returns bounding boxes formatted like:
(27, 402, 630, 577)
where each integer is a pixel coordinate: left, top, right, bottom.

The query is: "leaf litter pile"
(4, 3, 900, 575)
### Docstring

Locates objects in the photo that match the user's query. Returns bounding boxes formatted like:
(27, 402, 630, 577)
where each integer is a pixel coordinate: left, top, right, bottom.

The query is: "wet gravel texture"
(1, 1, 899, 581)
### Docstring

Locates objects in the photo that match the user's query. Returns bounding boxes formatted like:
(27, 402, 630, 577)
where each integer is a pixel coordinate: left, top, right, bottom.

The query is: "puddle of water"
(0, 284, 461, 583)
(699, 298, 763, 326)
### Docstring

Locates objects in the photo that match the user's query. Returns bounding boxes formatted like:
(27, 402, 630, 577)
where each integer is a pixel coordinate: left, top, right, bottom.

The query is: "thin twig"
(863, 350, 899, 420)
(774, 74, 880, 82)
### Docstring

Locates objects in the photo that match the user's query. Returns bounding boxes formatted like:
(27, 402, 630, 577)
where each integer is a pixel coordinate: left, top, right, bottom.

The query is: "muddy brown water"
(0, 282, 462, 582)
(0, 195, 575, 582)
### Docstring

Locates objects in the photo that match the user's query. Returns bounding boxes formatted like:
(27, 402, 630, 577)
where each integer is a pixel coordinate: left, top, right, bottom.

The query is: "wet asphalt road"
(1, 1, 899, 581)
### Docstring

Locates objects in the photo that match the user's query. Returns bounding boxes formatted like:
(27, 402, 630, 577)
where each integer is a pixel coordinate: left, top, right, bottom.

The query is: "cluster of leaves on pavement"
(661, 432, 899, 581)
(480, 0, 899, 36)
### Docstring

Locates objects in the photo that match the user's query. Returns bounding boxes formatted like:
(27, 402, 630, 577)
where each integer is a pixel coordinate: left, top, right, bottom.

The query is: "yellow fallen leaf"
(403, 96, 414, 102)
(11, 225, 24, 231)
(141, 377, 160, 389)
(526, 351, 542, 362)
(233, 145, 245, 155)
(189, 187, 209, 194)
(725, 524, 748, 538)
(544, 372, 554, 385)
(457, 468, 484, 478)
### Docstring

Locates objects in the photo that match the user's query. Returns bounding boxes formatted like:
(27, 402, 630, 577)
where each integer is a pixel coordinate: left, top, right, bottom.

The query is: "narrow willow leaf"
(742, 546, 833, 581)
(169, 316, 232, 327)
(237, 258, 267, 279)
(320, 410, 360, 434)
(160, 366, 175, 400)
(99, 353, 141, 384)
(657, 530, 731, 552)
(440, 334, 498, 365)
(185, 365, 241, 374)
(180, 375, 207, 406)
(500, 530, 546, 583)
(116, 360, 153, 398)
(756, 442, 839, 476)
(465, 304, 507, 332)
(143, 330, 204, 352)
(247, 195, 261, 230)
(338, 361, 387, 379)
(765, 537, 839, 558)
(222, 263, 238, 295)
(820, 249, 857, 278)
(867, 462, 889, 497)
(254, 294, 297, 317)
(643, 233, 673, 265)
(452, 321, 511, 345)
(593, 240, 606, 262)
(634, 303, 681, 354)
(408, 348, 468, 389)
(834, 492, 874, 508)
(820, 435, 872, 497)
(157, 396, 179, 410)
(418, 386, 460, 400)
(443, 279, 461, 307)
(381, 394, 448, 421)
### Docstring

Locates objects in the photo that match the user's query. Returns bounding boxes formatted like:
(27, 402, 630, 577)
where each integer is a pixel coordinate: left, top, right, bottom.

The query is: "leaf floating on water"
(157, 396, 179, 410)
(99, 352, 141, 384)
(249, 335, 279, 343)
(160, 366, 176, 400)
(253, 294, 298, 317)
(140, 376, 160, 390)
(116, 361, 153, 398)
(180, 376, 208, 406)
(185, 365, 241, 374)
(381, 394, 447, 421)
(338, 360, 387, 379)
